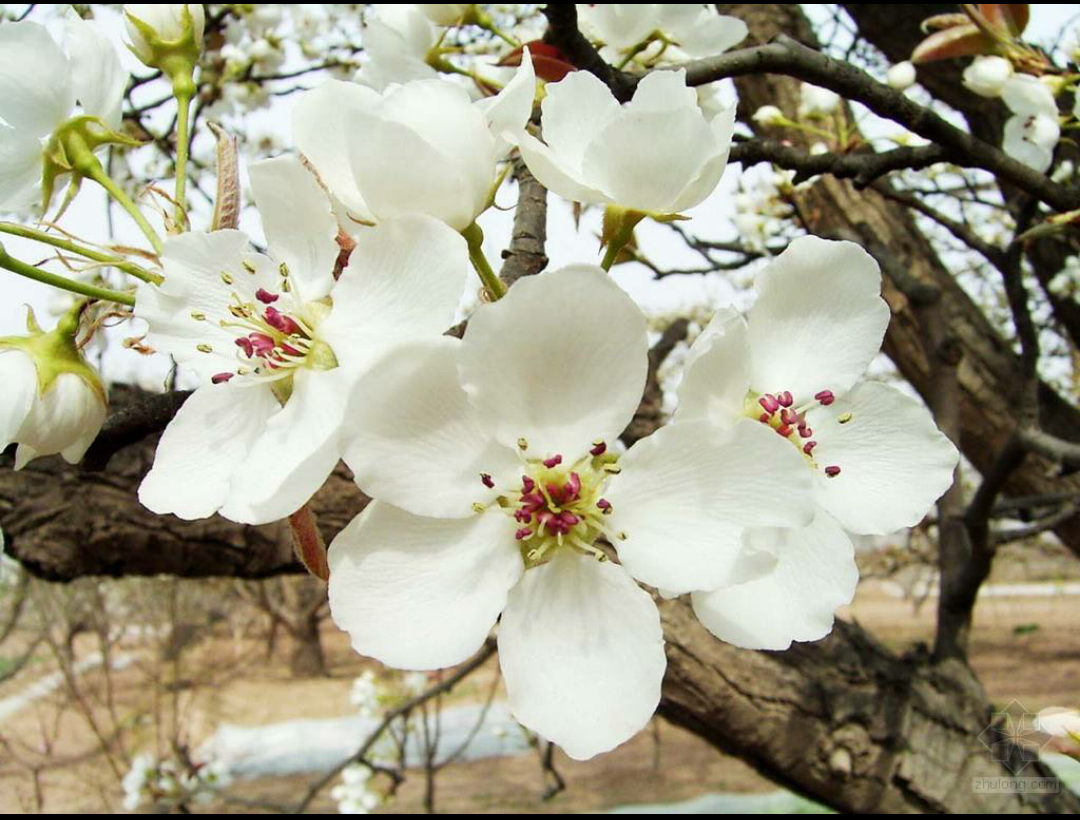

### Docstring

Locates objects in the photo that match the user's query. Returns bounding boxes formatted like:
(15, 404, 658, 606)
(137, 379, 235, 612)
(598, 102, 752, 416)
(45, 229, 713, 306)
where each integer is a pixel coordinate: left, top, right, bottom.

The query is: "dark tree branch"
(498, 155, 549, 287)
(82, 387, 191, 472)
(681, 36, 1080, 213)
(541, 5, 635, 101)
(730, 138, 948, 188)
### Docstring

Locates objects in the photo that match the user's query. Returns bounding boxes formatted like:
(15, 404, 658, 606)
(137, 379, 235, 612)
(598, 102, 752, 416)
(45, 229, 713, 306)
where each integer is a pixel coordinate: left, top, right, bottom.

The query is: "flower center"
(477, 439, 625, 569)
(744, 388, 844, 477)
(203, 264, 337, 401)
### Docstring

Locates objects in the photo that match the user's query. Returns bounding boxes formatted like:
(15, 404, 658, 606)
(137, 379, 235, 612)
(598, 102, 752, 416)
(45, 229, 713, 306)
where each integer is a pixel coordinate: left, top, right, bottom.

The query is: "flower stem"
(84, 165, 165, 256)
(461, 222, 506, 301)
(0, 222, 161, 285)
(174, 89, 193, 230)
(600, 207, 647, 272)
(473, 8, 519, 47)
(0, 241, 135, 307)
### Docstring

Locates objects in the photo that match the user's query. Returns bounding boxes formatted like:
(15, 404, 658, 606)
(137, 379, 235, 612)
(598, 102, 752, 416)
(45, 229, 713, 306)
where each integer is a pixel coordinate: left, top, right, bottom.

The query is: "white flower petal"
(356, 50, 438, 92)
(808, 381, 958, 535)
(748, 236, 890, 403)
(498, 549, 664, 760)
(626, 69, 698, 113)
(514, 131, 609, 206)
(0, 128, 44, 214)
(318, 215, 469, 370)
(138, 383, 278, 520)
(577, 4, 659, 50)
(14, 374, 105, 469)
(292, 80, 380, 222)
(607, 419, 814, 594)
(691, 512, 858, 651)
(327, 502, 523, 670)
(1003, 113, 1059, 173)
(1002, 74, 1058, 116)
(358, 79, 495, 227)
(248, 155, 338, 303)
(64, 14, 126, 129)
(0, 22, 74, 137)
(459, 266, 648, 459)
(365, 7, 434, 62)
(671, 14, 748, 58)
(475, 49, 536, 157)
(219, 368, 348, 525)
(341, 337, 520, 518)
(535, 69, 621, 178)
(583, 105, 714, 214)
(674, 308, 751, 429)
(669, 102, 736, 213)
(0, 350, 39, 448)
(347, 109, 478, 230)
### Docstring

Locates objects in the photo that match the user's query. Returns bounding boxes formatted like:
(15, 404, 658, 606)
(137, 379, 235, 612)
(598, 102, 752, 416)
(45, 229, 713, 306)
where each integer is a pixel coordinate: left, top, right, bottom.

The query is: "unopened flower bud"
(0, 306, 107, 470)
(962, 55, 1013, 98)
(887, 61, 917, 91)
(124, 4, 204, 92)
(752, 105, 785, 127)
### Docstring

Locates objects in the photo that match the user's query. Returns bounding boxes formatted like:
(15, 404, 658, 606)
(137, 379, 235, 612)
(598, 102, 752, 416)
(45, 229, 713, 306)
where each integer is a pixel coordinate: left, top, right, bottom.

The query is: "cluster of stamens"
(751, 388, 845, 478)
(477, 440, 625, 567)
(198, 264, 317, 387)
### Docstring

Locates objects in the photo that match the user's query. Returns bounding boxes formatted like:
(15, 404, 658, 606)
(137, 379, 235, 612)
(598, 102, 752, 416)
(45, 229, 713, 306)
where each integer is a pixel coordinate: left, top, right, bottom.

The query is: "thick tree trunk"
(289, 611, 329, 678)
(658, 601, 1080, 813)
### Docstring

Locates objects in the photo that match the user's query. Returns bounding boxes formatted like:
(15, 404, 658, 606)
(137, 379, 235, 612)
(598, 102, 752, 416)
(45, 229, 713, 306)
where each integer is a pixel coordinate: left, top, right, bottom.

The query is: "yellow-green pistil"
(477, 440, 625, 569)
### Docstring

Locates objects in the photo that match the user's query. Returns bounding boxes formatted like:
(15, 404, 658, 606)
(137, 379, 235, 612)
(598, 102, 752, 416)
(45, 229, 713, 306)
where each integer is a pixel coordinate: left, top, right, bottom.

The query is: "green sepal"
(41, 116, 144, 216)
(124, 5, 200, 93)
(0, 304, 107, 407)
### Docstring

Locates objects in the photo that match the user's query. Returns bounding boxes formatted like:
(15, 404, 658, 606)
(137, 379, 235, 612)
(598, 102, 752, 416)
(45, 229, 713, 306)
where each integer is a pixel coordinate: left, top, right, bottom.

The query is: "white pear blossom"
(355, 5, 439, 92)
(121, 753, 231, 811)
(578, 4, 747, 60)
(797, 83, 841, 119)
(135, 155, 470, 525)
(962, 55, 1013, 98)
(886, 61, 917, 91)
(0, 18, 126, 214)
(1, 311, 107, 471)
(294, 56, 536, 231)
(124, 4, 206, 63)
(513, 69, 736, 216)
(1001, 74, 1061, 173)
(331, 764, 382, 814)
(674, 236, 959, 650)
(350, 669, 383, 719)
(327, 267, 814, 760)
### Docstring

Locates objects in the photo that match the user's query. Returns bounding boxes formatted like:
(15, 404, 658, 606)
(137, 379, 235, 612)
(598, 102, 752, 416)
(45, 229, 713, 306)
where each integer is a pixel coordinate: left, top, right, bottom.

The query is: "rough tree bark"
(2, 4, 1079, 814)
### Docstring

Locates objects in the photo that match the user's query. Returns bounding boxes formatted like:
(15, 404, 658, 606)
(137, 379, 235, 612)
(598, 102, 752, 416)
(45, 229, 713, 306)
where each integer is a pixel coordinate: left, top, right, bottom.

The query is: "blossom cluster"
(0, 4, 961, 764)
(121, 752, 231, 811)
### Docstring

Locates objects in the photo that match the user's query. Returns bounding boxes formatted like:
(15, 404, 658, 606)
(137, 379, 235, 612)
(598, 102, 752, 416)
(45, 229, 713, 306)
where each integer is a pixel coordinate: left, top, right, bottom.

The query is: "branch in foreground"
(498, 155, 549, 288)
(681, 36, 1080, 213)
(730, 138, 947, 188)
